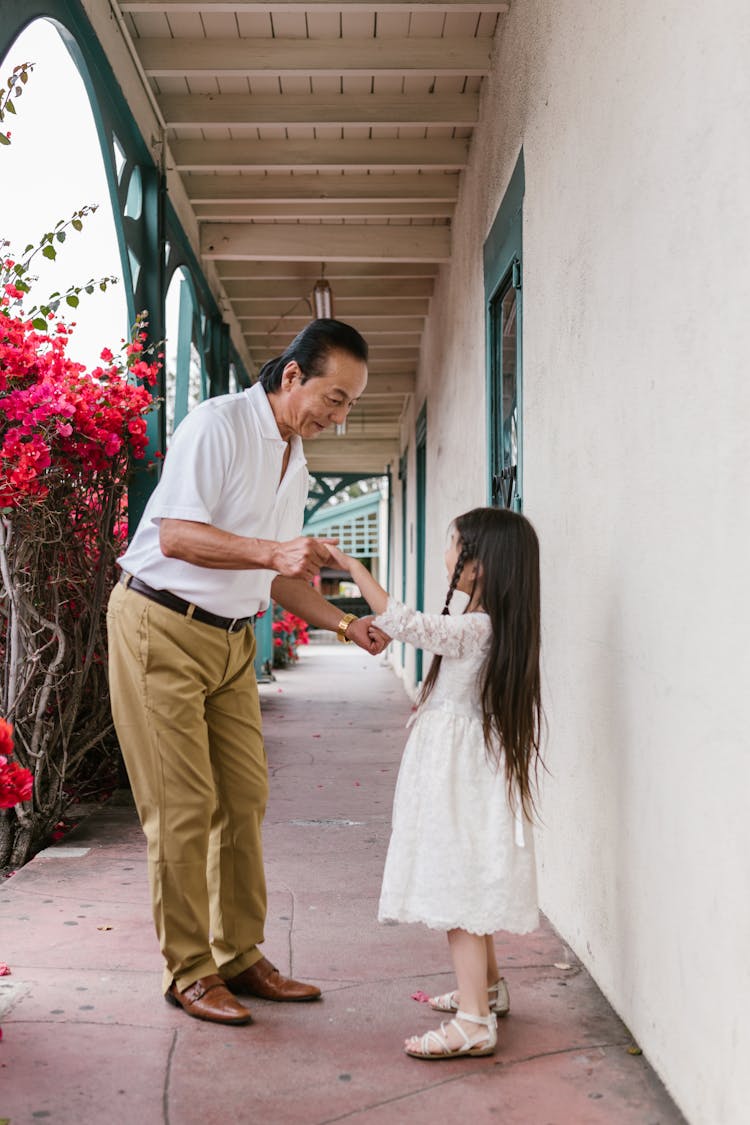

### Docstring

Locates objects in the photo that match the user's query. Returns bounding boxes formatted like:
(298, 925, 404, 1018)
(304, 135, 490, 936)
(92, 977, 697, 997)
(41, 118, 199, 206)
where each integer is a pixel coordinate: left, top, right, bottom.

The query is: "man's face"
(279, 348, 368, 439)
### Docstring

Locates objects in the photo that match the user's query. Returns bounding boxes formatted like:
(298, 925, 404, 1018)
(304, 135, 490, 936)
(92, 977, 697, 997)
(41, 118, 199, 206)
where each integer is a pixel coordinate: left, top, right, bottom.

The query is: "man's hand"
(346, 615, 391, 655)
(271, 537, 337, 581)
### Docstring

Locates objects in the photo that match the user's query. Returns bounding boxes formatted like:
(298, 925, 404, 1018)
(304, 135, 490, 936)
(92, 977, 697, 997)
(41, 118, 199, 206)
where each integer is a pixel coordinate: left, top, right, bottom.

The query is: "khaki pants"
(107, 581, 268, 993)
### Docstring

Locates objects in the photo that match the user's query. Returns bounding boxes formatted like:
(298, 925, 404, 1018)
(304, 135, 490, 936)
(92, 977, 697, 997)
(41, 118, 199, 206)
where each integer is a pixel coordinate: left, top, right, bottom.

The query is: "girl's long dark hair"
(419, 507, 544, 819)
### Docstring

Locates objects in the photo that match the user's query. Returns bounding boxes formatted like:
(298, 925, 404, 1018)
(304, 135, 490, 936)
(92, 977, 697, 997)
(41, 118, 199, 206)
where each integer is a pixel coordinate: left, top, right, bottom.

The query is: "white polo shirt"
(118, 382, 309, 617)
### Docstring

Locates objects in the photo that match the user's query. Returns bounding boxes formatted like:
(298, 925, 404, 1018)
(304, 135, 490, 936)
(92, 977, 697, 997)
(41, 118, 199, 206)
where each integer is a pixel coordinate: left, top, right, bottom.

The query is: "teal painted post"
(415, 407, 427, 684)
(207, 315, 230, 397)
(127, 163, 166, 534)
(173, 279, 193, 430)
(254, 608, 274, 682)
(399, 452, 408, 668)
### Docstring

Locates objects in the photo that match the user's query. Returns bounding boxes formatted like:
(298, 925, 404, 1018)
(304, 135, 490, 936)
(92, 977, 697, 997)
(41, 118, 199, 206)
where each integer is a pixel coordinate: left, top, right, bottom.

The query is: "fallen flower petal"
(0, 963, 11, 976)
(411, 991, 432, 1003)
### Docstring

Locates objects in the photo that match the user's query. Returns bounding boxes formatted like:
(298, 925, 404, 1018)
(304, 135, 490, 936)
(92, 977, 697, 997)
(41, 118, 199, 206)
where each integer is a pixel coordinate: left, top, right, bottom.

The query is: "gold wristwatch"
(336, 613, 358, 644)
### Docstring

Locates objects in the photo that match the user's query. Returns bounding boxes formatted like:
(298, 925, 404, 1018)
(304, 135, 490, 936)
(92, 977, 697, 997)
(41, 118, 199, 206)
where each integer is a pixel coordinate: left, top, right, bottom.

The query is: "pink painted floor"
(0, 643, 685, 1124)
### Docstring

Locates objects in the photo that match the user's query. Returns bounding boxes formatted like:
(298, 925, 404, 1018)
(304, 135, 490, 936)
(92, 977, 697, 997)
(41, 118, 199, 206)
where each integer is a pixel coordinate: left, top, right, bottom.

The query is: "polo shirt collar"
(247, 381, 307, 468)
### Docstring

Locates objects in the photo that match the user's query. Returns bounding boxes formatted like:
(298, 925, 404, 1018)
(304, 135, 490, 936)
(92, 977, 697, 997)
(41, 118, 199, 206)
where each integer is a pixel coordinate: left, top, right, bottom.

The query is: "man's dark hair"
(257, 319, 369, 393)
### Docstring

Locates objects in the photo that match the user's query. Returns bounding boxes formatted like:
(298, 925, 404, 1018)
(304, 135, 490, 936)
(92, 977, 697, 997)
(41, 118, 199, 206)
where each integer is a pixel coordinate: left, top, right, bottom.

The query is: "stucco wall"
(399, 3, 750, 1122)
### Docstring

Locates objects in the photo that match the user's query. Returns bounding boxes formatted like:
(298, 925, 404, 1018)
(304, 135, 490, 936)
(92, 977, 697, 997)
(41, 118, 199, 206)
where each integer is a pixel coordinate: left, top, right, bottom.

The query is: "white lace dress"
(372, 598, 539, 935)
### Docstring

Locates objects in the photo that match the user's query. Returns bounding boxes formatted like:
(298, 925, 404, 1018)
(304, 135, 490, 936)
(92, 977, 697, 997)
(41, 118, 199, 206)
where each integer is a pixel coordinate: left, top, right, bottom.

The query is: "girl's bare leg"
(449, 929, 490, 1017)
(485, 934, 500, 985)
(405, 929, 490, 1053)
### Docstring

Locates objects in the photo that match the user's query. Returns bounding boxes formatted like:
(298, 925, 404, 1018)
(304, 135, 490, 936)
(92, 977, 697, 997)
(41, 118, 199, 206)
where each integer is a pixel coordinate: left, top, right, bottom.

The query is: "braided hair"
(417, 531, 476, 705)
(418, 508, 544, 820)
(440, 537, 476, 615)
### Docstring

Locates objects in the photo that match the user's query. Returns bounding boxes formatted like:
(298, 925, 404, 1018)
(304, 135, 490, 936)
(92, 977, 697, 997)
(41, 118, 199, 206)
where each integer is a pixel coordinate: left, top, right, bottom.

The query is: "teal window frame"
(484, 151, 525, 511)
(415, 405, 427, 684)
(399, 450, 408, 669)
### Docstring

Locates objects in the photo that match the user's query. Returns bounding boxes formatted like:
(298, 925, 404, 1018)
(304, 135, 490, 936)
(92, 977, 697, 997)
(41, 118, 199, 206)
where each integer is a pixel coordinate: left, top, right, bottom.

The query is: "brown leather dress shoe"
(225, 956, 321, 1002)
(165, 974, 253, 1024)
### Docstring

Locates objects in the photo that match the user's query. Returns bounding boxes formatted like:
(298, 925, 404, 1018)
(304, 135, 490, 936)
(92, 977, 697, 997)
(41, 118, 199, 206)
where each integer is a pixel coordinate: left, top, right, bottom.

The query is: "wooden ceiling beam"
(138, 37, 493, 78)
(226, 278, 434, 299)
(123, 2, 507, 12)
(302, 437, 399, 471)
(193, 201, 455, 220)
(251, 345, 418, 362)
(159, 91, 479, 129)
(172, 137, 468, 173)
(218, 262, 438, 281)
(237, 297, 430, 316)
(240, 314, 426, 333)
(203, 222, 451, 261)
(186, 173, 460, 204)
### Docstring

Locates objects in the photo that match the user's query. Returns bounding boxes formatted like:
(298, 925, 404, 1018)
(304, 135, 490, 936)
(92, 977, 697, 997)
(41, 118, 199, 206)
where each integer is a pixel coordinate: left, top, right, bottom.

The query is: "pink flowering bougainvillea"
(0, 253, 159, 867)
(0, 719, 32, 809)
(272, 604, 310, 668)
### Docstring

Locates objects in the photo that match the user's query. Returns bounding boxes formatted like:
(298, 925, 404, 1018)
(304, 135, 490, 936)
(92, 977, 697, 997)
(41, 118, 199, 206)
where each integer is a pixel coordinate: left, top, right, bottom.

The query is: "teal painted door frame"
(484, 151, 525, 512)
(415, 406, 427, 684)
(399, 450, 408, 669)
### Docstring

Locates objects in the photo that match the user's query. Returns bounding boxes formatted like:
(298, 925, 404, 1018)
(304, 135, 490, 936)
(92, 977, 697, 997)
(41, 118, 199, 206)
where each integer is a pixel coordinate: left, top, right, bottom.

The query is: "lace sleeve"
(372, 597, 491, 657)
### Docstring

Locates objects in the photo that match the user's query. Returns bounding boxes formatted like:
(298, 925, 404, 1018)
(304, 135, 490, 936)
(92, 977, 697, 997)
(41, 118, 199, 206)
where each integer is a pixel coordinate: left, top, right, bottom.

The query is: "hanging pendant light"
(312, 264, 334, 319)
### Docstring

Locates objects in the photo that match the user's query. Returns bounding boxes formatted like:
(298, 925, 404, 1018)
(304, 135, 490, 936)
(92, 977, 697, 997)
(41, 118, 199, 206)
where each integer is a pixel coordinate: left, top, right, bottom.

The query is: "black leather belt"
(120, 573, 255, 633)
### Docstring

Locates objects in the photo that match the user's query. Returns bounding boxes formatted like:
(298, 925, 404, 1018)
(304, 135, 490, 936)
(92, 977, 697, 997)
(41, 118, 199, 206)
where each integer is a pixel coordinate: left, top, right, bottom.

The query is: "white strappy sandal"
(429, 977, 510, 1017)
(404, 1009, 498, 1059)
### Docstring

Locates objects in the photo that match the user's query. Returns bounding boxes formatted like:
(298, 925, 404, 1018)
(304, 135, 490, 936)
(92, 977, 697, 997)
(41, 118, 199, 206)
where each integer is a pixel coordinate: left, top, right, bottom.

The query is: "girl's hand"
(368, 622, 391, 649)
(347, 615, 389, 654)
(326, 543, 353, 571)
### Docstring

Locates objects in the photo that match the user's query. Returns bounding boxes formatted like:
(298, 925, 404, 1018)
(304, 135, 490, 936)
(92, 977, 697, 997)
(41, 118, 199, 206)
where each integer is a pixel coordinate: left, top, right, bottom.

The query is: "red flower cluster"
(272, 606, 309, 666)
(0, 310, 157, 509)
(0, 719, 33, 809)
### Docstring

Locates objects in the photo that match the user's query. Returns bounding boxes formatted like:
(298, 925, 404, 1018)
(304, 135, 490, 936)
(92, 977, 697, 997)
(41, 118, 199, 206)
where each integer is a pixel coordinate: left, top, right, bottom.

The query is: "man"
(107, 319, 385, 1025)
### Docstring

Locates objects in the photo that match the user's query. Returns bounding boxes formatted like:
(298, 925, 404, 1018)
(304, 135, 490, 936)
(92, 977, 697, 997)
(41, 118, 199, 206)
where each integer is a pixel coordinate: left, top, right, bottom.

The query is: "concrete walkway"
(0, 643, 685, 1124)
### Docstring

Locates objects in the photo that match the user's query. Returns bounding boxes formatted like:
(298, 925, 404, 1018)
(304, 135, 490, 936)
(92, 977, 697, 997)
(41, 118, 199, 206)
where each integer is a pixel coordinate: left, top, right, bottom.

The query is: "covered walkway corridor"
(1, 3, 749, 1123)
(0, 643, 683, 1124)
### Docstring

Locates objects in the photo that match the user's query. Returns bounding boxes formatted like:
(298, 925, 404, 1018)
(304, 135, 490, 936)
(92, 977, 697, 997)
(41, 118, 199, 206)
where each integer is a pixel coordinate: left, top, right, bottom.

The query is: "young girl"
(327, 506, 542, 1059)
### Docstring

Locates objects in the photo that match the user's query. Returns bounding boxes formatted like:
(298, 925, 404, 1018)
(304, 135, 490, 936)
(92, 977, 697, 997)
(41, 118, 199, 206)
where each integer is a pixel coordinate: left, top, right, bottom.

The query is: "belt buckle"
(228, 617, 239, 633)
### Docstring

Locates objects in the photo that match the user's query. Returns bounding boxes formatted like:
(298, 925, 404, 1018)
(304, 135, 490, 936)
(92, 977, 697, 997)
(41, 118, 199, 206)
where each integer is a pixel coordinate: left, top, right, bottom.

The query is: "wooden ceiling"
(115, 0, 508, 472)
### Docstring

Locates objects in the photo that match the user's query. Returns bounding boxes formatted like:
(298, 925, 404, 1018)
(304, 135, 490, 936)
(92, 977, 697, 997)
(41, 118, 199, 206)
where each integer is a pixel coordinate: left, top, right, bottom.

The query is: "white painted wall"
(396, 3, 750, 1122)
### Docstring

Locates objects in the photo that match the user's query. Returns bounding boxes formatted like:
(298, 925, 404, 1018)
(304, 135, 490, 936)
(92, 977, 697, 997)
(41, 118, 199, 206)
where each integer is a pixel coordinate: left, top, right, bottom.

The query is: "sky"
(1, 18, 133, 368)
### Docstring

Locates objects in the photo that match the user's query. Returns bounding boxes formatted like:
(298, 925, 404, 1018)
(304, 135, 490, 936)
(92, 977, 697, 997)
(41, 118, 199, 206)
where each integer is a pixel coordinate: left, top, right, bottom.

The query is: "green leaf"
(6, 99, 14, 114)
(32, 316, 47, 330)
(0, 133, 10, 146)
(72, 219, 83, 232)
(15, 280, 30, 293)
(21, 69, 29, 84)
(85, 285, 94, 294)
(56, 231, 66, 243)
(66, 294, 79, 308)
(42, 244, 56, 260)
(24, 243, 33, 253)
(99, 281, 108, 291)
